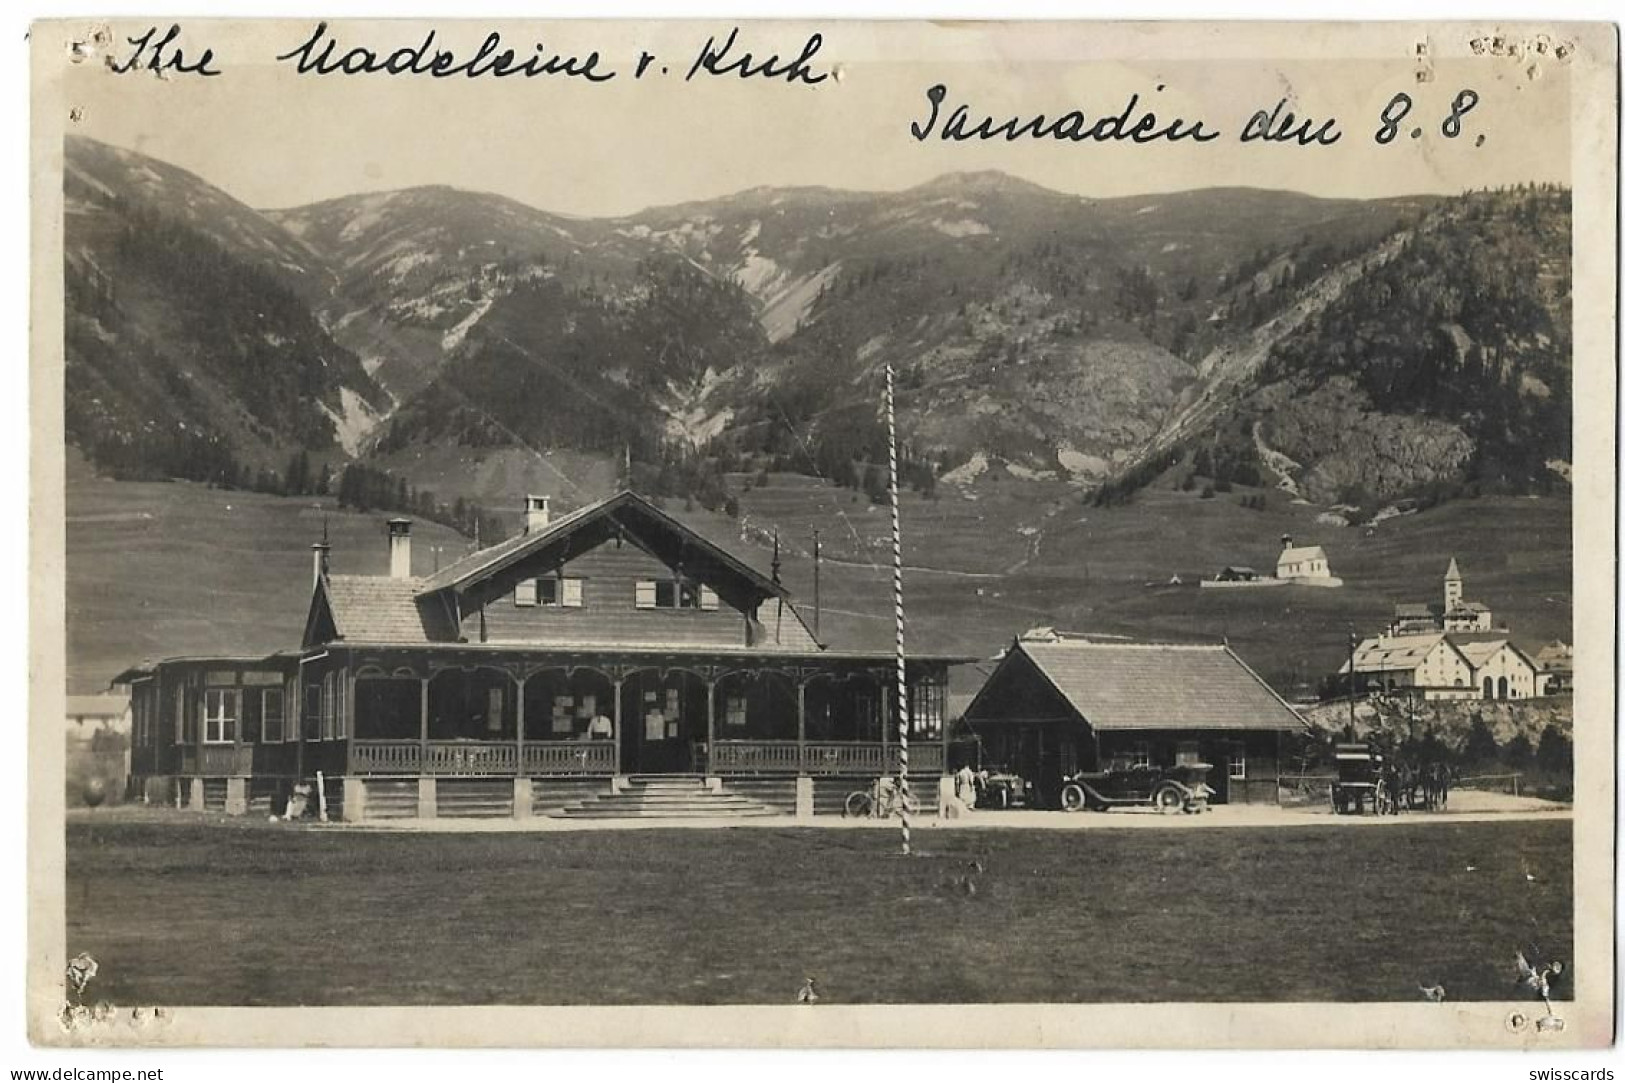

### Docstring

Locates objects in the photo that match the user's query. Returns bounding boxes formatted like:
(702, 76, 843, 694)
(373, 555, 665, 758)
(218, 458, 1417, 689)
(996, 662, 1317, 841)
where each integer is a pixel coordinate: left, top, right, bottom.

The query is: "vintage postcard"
(27, 18, 1617, 1050)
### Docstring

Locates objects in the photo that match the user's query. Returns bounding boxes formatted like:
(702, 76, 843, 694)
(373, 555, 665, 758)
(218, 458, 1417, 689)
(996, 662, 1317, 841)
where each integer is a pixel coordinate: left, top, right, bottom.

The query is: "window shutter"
(562, 578, 584, 608)
(514, 579, 537, 607)
(699, 585, 719, 611)
(635, 580, 657, 609)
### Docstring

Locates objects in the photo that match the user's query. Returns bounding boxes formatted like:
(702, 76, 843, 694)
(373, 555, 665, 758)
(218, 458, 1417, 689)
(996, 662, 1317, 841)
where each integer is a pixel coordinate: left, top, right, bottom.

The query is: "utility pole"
(812, 528, 822, 643)
(1346, 627, 1358, 741)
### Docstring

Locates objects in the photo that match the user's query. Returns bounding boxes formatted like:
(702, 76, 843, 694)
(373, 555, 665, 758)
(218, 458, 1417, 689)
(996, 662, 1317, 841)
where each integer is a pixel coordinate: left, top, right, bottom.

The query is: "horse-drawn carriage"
(1330, 742, 1395, 815)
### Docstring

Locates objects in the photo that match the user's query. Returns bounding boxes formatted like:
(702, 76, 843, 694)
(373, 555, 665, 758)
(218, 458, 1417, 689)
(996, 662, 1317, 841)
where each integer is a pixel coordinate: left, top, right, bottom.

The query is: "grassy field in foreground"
(65, 818, 1571, 1006)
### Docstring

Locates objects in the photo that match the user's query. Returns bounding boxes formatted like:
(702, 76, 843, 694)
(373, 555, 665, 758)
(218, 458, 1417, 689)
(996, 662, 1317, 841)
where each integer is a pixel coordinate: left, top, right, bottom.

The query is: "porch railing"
(424, 742, 517, 776)
(712, 741, 946, 776)
(710, 740, 803, 773)
(523, 741, 616, 776)
(350, 740, 422, 776)
(348, 740, 616, 776)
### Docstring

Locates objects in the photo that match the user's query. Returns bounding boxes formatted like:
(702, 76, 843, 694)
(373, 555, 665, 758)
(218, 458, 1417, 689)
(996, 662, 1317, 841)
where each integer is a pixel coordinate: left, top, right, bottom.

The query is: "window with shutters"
(641, 578, 706, 610)
(517, 577, 584, 608)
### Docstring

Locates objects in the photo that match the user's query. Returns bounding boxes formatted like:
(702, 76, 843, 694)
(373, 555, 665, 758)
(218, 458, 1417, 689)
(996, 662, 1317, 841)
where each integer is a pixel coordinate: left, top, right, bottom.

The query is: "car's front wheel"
(1153, 784, 1185, 814)
(1059, 783, 1087, 812)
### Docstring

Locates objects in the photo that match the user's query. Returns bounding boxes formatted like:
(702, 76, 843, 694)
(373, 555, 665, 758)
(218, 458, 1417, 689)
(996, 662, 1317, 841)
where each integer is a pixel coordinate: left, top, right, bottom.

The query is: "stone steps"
(555, 778, 781, 819)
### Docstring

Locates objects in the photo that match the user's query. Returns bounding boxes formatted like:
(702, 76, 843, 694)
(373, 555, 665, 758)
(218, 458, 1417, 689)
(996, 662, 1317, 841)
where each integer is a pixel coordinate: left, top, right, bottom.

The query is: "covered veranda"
(325, 644, 957, 779)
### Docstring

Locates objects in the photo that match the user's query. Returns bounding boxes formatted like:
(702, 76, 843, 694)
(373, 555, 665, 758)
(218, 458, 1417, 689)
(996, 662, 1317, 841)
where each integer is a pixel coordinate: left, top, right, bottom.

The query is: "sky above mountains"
(67, 21, 1572, 217)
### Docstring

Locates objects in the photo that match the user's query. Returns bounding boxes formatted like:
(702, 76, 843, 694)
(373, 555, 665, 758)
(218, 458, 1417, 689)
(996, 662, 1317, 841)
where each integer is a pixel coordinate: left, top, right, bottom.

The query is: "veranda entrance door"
(627, 680, 693, 774)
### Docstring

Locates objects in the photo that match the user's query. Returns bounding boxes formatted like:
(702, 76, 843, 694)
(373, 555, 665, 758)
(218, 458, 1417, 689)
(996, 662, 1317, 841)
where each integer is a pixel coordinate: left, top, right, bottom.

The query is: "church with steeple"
(1340, 558, 1542, 702)
(1387, 558, 1498, 637)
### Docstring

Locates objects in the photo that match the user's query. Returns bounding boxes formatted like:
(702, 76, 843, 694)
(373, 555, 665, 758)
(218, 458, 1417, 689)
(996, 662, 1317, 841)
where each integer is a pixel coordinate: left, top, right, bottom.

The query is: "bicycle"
(843, 777, 921, 819)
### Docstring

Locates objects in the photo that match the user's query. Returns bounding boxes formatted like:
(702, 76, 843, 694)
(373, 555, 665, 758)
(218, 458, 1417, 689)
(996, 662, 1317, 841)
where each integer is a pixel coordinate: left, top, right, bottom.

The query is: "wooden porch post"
(515, 673, 527, 774)
(939, 668, 950, 772)
(796, 676, 807, 776)
(705, 676, 717, 771)
(612, 674, 624, 775)
(419, 674, 430, 770)
(344, 665, 356, 776)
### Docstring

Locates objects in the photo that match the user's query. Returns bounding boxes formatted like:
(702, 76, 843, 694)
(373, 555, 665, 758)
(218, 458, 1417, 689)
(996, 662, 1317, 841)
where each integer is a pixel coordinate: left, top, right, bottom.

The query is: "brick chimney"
(525, 494, 551, 534)
(388, 518, 413, 578)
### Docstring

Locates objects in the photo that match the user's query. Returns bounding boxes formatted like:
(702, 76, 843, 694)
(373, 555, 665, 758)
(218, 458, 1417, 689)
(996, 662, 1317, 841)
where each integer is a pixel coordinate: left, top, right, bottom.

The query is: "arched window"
(1482, 677, 1494, 699)
(1496, 676, 1508, 700)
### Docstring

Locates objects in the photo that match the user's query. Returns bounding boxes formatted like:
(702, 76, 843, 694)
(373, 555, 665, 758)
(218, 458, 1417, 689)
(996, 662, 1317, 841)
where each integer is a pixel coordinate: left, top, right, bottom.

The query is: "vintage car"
(976, 768, 1030, 809)
(1058, 761, 1215, 814)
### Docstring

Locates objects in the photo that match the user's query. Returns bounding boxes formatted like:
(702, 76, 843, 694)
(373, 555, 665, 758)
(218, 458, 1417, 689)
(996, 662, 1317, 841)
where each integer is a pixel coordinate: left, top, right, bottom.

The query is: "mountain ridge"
(63, 135, 1569, 528)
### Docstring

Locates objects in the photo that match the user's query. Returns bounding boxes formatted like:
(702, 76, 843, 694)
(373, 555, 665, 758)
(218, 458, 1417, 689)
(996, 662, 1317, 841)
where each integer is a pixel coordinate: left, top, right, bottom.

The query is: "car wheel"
(1060, 784, 1086, 813)
(843, 791, 873, 818)
(1153, 784, 1184, 814)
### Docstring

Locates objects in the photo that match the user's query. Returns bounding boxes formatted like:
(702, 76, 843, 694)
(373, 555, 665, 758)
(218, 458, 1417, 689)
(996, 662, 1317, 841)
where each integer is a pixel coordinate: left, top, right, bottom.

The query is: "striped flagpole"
(885, 363, 910, 856)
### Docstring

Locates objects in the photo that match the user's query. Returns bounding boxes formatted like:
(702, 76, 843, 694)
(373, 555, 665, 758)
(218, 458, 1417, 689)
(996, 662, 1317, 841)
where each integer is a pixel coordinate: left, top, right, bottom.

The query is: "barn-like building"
(961, 632, 1309, 806)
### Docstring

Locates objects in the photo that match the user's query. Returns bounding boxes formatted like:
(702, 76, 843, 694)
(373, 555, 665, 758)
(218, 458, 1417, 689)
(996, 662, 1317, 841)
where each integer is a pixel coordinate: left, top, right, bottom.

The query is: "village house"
(1348, 557, 1542, 701)
(1340, 631, 1541, 702)
(1340, 634, 1478, 701)
(1452, 637, 1542, 700)
(1535, 640, 1573, 693)
(116, 491, 971, 821)
(961, 631, 1308, 806)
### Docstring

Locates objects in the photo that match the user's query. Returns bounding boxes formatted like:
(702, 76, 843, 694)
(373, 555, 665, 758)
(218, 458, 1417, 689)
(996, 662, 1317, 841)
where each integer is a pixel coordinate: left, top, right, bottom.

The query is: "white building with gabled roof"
(1275, 535, 1341, 586)
(1340, 633, 1477, 701)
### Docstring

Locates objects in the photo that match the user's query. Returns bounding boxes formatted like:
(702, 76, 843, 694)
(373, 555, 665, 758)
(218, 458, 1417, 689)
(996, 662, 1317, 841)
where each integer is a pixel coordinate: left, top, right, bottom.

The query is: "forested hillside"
(1257, 185, 1571, 503)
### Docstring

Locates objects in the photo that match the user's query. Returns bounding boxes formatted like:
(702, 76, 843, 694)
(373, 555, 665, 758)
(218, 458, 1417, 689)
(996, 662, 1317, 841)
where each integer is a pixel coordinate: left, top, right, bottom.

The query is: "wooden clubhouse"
(118, 491, 971, 820)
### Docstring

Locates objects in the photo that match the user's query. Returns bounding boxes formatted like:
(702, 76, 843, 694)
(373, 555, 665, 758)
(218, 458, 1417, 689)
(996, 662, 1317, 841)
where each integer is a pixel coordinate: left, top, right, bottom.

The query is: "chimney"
(387, 518, 413, 578)
(1281, 534, 1293, 551)
(524, 494, 551, 534)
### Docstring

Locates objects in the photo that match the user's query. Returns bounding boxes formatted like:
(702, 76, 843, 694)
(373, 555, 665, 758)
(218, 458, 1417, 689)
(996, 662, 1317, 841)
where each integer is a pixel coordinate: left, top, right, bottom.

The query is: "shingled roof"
(1341, 634, 1473, 674)
(320, 575, 459, 645)
(980, 639, 1306, 732)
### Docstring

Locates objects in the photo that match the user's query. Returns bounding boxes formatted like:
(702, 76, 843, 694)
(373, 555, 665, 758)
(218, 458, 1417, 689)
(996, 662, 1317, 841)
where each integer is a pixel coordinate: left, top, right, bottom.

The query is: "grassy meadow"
(65, 816, 1573, 1006)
